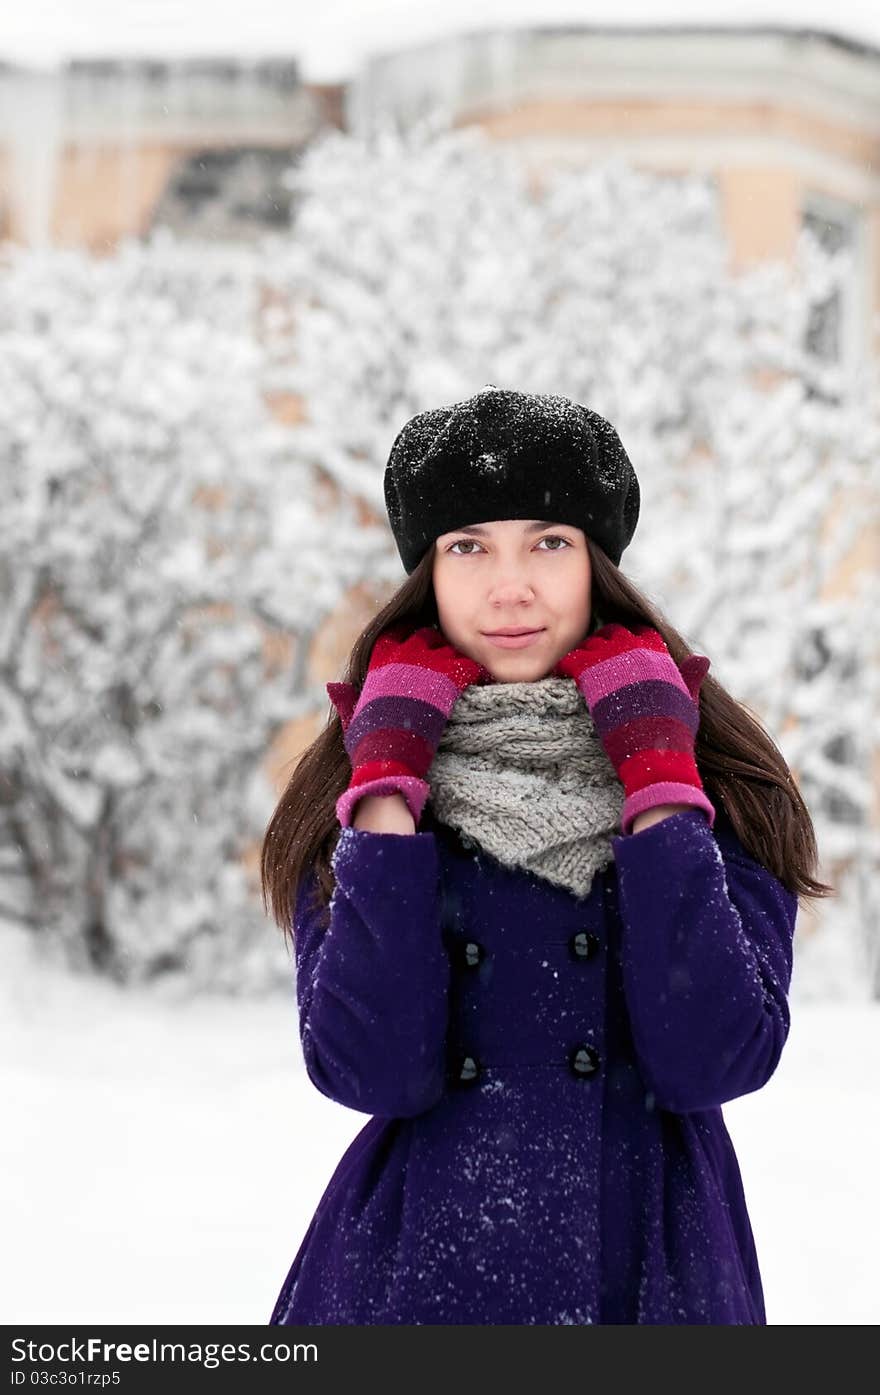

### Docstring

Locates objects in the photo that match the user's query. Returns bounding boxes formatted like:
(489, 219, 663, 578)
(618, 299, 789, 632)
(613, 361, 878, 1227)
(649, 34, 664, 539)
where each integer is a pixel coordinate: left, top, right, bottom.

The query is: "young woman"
(262, 386, 830, 1325)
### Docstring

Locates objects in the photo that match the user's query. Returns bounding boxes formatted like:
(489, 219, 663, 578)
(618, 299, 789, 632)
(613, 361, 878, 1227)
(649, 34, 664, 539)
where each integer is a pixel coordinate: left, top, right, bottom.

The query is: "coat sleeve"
(610, 808, 798, 1115)
(291, 826, 450, 1119)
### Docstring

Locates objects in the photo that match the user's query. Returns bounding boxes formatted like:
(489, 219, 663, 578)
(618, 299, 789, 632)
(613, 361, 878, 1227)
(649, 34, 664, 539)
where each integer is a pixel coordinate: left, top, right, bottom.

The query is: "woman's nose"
(488, 583, 535, 602)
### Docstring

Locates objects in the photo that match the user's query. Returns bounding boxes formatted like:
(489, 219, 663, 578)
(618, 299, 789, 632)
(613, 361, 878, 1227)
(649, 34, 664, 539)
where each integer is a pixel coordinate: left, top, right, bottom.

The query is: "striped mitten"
(328, 623, 492, 829)
(553, 622, 715, 835)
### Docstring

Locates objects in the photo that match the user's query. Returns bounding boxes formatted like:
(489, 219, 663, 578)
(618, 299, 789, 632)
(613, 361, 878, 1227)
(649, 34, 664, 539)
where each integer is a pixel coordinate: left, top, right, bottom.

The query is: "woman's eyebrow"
(451, 520, 566, 537)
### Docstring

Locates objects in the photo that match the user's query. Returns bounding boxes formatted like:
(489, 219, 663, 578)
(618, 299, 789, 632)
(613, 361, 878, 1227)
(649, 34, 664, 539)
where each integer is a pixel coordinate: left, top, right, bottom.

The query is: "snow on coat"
(268, 805, 797, 1325)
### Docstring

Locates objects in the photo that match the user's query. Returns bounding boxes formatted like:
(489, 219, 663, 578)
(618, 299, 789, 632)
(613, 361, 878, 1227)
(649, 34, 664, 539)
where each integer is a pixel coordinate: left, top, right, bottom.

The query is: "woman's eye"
(448, 535, 570, 555)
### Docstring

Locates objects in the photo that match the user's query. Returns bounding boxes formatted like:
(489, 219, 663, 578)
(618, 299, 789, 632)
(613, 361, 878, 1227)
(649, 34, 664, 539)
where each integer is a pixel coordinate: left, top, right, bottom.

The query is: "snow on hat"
(383, 384, 640, 574)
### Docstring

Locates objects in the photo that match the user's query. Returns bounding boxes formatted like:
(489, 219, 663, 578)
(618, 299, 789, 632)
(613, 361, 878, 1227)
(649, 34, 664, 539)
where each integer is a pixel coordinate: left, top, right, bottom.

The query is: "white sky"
(1, 0, 880, 82)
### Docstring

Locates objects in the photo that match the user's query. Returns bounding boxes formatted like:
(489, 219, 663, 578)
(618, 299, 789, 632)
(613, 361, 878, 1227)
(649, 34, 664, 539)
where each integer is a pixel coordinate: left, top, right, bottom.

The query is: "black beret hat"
(383, 385, 640, 573)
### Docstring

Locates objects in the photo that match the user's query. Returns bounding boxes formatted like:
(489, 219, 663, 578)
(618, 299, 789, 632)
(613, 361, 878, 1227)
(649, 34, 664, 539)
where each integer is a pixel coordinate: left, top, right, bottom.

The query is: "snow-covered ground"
(2, 922, 877, 1326)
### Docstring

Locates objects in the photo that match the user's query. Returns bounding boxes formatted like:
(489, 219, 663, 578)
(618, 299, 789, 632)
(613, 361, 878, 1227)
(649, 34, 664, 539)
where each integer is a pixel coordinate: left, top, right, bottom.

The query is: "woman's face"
(432, 518, 592, 682)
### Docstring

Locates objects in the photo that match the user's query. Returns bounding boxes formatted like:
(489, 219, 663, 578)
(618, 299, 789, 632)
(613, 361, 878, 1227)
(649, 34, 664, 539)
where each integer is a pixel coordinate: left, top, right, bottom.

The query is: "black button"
(455, 1054, 481, 1086)
(462, 940, 484, 969)
(568, 930, 600, 961)
(569, 1044, 601, 1078)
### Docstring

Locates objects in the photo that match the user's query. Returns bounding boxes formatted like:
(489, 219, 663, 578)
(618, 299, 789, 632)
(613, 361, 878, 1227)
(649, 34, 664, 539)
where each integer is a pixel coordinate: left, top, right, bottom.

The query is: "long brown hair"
(261, 537, 833, 952)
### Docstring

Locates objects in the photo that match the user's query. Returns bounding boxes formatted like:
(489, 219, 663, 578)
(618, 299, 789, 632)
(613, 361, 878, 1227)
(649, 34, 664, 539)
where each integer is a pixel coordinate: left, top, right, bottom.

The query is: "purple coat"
(269, 805, 797, 1325)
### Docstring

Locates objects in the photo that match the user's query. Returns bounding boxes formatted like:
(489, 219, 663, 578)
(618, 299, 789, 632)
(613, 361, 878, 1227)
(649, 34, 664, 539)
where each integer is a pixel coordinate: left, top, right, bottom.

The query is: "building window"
(800, 193, 866, 404)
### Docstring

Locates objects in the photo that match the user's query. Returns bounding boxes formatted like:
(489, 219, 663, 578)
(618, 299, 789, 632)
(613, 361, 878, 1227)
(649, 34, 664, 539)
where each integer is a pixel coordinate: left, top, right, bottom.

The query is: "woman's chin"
(483, 658, 558, 684)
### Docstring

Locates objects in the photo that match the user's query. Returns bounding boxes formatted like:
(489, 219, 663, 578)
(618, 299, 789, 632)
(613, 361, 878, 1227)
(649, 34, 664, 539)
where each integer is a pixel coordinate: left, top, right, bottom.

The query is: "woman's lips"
(482, 629, 546, 649)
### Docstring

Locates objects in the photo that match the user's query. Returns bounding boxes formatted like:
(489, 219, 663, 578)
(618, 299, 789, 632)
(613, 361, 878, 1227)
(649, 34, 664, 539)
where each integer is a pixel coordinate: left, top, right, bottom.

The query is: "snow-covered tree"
(0, 231, 390, 991)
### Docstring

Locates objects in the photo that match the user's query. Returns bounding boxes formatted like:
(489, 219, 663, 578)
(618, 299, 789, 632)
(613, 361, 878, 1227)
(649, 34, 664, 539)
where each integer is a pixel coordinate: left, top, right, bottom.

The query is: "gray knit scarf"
(425, 675, 624, 900)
